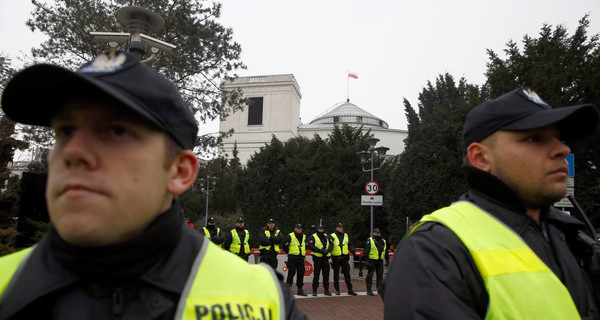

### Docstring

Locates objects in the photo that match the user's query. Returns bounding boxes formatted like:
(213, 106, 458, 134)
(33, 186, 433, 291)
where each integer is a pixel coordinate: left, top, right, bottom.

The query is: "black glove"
(384, 262, 389, 268)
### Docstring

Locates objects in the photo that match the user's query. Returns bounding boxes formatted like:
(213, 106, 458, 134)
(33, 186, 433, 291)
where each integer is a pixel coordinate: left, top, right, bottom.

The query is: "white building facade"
(221, 75, 407, 164)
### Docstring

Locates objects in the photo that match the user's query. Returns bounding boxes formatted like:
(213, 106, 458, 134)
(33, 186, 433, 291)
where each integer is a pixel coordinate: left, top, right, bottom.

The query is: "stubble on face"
(482, 127, 570, 210)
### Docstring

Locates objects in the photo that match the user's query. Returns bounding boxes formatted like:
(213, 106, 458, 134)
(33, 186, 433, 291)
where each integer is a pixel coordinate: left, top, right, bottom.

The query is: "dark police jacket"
(381, 166, 599, 319)
(0, 201, 306, 320)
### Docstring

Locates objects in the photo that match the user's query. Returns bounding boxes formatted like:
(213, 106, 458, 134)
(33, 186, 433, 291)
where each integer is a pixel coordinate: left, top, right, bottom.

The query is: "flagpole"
(347, 70, 350, 101)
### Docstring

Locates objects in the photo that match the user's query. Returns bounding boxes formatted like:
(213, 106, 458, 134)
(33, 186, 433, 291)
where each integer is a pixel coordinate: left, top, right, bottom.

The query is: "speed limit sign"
(365, 181, 380, 195)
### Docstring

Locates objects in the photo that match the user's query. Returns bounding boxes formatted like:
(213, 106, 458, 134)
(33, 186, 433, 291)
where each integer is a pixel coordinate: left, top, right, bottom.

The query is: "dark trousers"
(286, 255, 305, 289)
(366, 259, 383, 292)
(331, 255, 352, 291)
(260, 253, 278, 270)
(312, 255, 330, 291)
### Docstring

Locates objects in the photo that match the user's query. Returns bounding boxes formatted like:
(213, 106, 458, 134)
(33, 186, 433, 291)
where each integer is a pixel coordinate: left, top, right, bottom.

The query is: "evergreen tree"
(234, 125, 383, 246)
(385, 74, 485, 244)
(0, 55, 28, 229)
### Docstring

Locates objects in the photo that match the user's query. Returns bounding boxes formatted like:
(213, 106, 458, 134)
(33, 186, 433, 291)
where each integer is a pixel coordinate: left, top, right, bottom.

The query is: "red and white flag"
(348, 71, 358, 79)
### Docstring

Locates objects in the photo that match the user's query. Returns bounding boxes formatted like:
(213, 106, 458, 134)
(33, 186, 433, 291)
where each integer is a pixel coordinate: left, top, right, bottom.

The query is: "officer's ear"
(467, 141, 492, 172)
(167, 150, 199, 195)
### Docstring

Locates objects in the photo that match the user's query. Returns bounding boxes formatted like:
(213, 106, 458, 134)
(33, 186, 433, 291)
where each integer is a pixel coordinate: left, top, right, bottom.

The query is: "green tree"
(385, 74, 485, 245)
(485, 14, 600, 225)
(23, 0, 247, 155)
(0, 55, 29, 229)
(234, 125, 381, 247)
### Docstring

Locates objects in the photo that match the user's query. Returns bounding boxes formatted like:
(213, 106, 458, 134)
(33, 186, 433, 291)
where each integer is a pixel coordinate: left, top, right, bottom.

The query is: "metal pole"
(204, 179, 209, 226)
(370, 150, 374, 234)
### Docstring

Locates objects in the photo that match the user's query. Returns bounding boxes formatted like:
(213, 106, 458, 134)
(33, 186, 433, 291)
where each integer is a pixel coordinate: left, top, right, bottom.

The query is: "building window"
(357, 116, 363, 123)
(248, 97, 263, 125)
(333, 116, 339, 123)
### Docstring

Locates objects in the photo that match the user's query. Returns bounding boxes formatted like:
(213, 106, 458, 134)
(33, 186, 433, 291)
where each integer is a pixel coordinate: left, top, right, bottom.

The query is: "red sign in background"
(304, 260, 313, 276)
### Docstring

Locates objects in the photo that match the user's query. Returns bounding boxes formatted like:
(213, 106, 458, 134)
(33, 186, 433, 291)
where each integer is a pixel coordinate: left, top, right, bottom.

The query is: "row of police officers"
(201, 217, 389, 296)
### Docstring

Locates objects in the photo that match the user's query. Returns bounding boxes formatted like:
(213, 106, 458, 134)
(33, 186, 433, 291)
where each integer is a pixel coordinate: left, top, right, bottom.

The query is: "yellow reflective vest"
(368, 237, 386, 260)
(259, 229, 281, 252)
(410, 201, 580, 320)
(330, 233, 349, 256)
(202, 227, 221, 239)
(229, 229, 250, 254)
(288, 232, 306, 256)
(0, 241, 284, 320)
(310, 233, 330, 257)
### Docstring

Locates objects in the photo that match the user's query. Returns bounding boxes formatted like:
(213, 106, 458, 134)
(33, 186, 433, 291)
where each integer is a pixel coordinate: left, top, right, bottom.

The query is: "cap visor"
(1, 64, 164, 131)
(502, 104, 598, 139)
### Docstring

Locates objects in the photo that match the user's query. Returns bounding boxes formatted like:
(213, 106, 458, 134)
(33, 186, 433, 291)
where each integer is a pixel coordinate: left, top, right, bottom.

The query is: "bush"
(0, 228, 18, 256)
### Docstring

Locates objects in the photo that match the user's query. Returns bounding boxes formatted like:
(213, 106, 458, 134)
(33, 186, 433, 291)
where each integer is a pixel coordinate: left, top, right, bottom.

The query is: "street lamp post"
(358, 138, 389, 234)
(199, 175, 217, 226)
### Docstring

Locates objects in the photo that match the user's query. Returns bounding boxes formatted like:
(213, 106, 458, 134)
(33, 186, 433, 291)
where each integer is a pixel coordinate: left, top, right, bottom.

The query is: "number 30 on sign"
(365, 181, 380, 195)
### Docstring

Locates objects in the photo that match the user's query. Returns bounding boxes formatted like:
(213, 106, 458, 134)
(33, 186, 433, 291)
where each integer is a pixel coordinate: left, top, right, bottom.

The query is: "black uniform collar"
(0, 200, 193, 319)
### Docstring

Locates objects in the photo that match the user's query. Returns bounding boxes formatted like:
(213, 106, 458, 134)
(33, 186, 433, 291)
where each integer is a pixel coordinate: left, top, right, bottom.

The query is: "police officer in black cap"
(224, 218, 250, 261)
(308, 224, 333, 296)
(259, 218, 282, 269)
(330, 223, 357, 295)
(363, 228, 388, 296)
(202, 216, 224, 246)
(282, 223, 308, 296)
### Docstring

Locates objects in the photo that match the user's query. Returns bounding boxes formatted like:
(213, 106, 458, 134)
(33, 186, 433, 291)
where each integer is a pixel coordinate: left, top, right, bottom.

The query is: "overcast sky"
(1, 0, 598, 135)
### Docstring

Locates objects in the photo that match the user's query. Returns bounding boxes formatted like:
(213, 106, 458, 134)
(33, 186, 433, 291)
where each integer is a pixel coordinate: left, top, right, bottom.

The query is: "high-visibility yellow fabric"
(412, 201, 580, 320)
(310, 234, 330, 257)
(368, 237, 386, 260)
(287, 232, 306, 256)
(177, 241, 284, 320)
(330, 233, 349, 256)
(0, 247, 33, 299)
(259, 229, 281, 252)
(229, 229, 249, 254)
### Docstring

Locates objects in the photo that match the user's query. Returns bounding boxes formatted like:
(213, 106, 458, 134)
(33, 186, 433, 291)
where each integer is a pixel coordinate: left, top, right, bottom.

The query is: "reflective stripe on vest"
(288, 232, 306, 256)
(413, 201, 580, 319)
(2, 243, 284, 320)
(179, 240, 284, 319)
(330, 233, 348, 256)
(259, 229, 281, 252)
(230, 229, 250, 254)
(0, 247, 33, 299)
(368, 237, 386, 260)
(310, 233, 330, 257)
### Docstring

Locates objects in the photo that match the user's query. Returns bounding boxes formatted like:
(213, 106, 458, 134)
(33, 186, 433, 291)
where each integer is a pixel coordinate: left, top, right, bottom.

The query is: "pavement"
(290, 278, 384, 319)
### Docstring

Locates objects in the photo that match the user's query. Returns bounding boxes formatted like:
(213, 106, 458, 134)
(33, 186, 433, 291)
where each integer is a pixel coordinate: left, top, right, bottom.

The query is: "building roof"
(301, 99, 389, 129)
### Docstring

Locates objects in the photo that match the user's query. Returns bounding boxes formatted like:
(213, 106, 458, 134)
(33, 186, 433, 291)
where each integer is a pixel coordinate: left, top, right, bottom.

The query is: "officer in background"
(363, 228, 389, 296)
(224, 217, 250, 261)
(308, 224, 333, 296)
(202, 216, 224, 246)
(282, 224, 308, 296)
(330, 223, 357, 296)
(259, 218, 282, 269)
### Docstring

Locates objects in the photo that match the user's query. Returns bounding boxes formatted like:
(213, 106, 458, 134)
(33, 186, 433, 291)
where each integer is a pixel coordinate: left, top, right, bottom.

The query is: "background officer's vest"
(311, 233, 330, 257)
(410, 201, 580, 319)
(288, 232, 306, 256)
(230, 229, 250, 254)
(330, 233, 349, 256)
(368, 237, 386, 260)
(259, 229, 281, 252)
(203, 227, 220, 238)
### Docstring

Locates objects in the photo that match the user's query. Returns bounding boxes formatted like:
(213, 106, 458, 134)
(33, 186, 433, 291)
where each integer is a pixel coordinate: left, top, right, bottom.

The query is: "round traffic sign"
(365, 181, 380, 195)
(304, 260, 313, 276)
